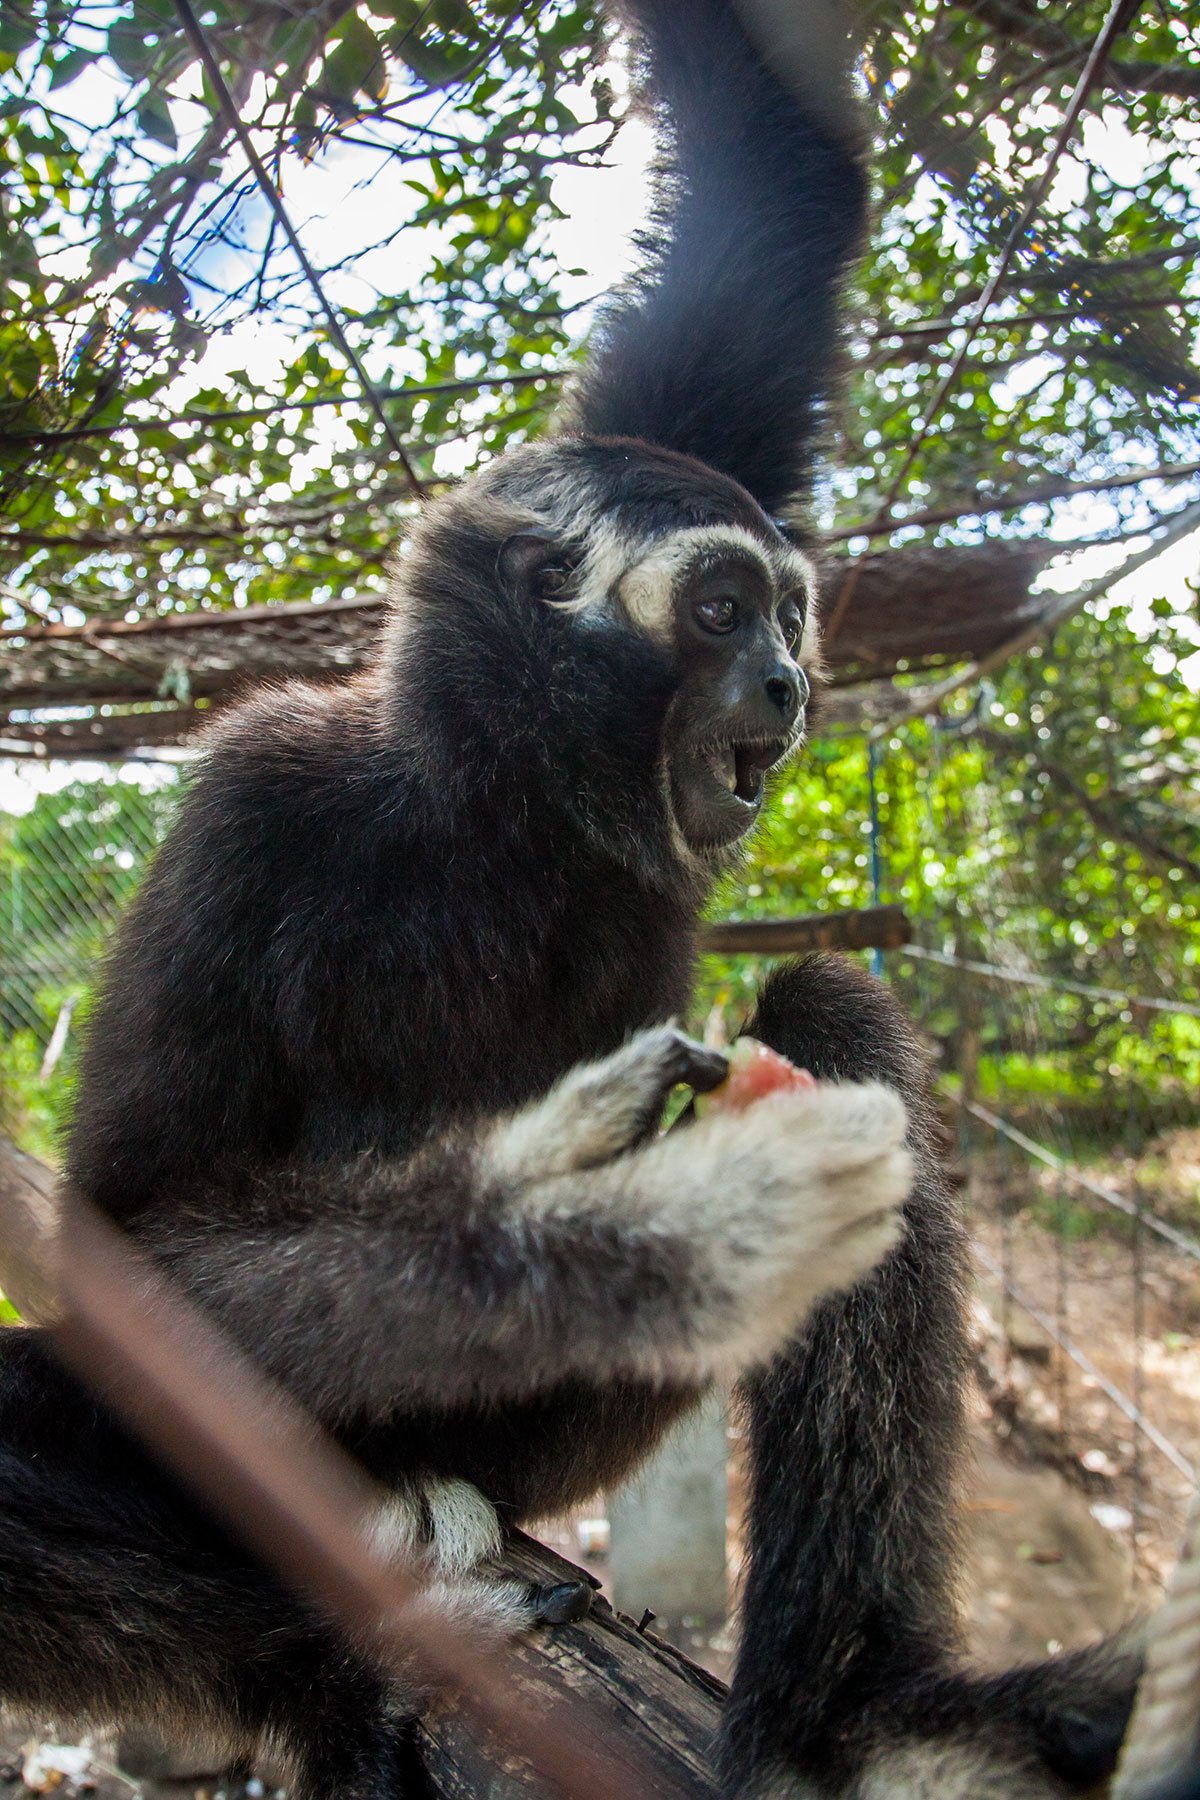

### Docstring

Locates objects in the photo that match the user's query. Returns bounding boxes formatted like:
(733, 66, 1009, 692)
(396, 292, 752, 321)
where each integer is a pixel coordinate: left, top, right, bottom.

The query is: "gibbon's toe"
(530, 1579, 595, 1626)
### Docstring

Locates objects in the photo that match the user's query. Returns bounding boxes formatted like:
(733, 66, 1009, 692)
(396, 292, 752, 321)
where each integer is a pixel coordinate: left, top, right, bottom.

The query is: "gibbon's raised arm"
(574, 0, 870, 518)
(137, 1031, 909, 1425)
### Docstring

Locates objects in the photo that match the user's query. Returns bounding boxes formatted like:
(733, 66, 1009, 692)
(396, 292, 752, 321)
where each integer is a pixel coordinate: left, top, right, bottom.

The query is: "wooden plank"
(701, 903, 910, 956)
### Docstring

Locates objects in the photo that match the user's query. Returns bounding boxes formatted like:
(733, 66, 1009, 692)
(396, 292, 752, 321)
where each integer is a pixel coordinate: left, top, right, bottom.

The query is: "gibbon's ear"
(496, 531, 578, 604)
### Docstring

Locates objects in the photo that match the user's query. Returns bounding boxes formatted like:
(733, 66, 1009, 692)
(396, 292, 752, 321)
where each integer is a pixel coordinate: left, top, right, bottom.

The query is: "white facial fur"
(559, 519, 818, 659)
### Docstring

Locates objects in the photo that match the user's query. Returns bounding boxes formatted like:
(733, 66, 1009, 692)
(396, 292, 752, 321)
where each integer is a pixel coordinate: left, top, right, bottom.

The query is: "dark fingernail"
(684, 1042, 730, 1092)
(532, 1580, 594, 1625)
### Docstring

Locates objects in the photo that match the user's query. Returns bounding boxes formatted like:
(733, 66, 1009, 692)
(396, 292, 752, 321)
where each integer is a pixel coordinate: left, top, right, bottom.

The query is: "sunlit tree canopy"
(0, 0, 1197, 623)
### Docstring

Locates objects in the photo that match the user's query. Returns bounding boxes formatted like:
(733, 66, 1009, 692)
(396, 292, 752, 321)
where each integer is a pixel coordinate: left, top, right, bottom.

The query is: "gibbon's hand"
(144, 1028, 910, 1422)
(501, 1033, 911, 1375)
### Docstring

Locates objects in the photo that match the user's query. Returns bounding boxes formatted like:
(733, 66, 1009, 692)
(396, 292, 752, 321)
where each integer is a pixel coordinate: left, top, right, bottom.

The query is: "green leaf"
(0, 16, 39, 57)
(371, 0, 424, 24)
(388, 26, 460, 84)
(136, 95, 178, 151)
(322, 12, 387, 106)
(107, 20, 159, 79)
(273, 15, 318, 77)
(432, 0, 477, 39)
(48, 48, 95, 90)
(0, 324, 50, 399)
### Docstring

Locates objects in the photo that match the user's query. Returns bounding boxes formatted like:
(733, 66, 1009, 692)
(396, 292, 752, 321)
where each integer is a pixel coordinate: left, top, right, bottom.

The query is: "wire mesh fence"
(0, 769, 179, 1148)
(874, 711, 1200, 1597)
(0, 0, 1197, 1789)
(5, 718, 1195, 1611)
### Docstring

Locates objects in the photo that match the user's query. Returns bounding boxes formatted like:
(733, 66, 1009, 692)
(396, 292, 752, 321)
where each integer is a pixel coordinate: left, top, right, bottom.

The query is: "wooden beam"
(418, 1532, 723, 1799)
(1, 540, 1057, 720)
(0, 707, 206, 758)
(701, 904, 911, 957)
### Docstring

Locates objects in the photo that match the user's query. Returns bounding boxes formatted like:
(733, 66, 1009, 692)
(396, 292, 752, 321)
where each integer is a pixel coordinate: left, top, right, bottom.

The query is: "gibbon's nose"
(764, 662, 808, 725)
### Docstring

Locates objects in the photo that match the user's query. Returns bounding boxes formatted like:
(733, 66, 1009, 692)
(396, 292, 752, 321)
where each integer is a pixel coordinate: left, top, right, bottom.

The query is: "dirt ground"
(971, 1167, 1200, 1594)
(537, 1403, 1138, 1682)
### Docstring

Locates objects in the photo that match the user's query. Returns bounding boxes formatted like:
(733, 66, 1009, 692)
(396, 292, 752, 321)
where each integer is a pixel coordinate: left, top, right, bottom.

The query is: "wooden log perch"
(701, 903, 911, 957)
(418, 1533, 725, 1798)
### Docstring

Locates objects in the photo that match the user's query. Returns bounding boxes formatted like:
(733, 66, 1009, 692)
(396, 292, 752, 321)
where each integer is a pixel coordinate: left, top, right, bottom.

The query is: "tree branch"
(824, 458, 1200, 542)
(0, 373, 562, 448)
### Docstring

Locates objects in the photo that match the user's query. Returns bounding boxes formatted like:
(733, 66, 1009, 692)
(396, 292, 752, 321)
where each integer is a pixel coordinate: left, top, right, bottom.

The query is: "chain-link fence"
(0, 768, 178, 1151)
(873, 712, 1200, 1597)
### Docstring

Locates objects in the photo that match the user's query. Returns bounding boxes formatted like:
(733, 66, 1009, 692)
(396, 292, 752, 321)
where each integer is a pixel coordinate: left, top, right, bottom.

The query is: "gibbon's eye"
(693, 592, 740, 635)
(779, 605, 805, 657)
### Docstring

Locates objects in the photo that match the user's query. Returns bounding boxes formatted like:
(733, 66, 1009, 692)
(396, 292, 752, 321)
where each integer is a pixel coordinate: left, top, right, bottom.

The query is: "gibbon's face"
(481, 439, 821, 859)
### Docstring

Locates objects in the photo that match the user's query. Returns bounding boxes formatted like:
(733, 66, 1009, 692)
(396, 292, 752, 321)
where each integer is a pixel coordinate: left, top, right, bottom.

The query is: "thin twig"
(869, 295, 1187, 349)
(0, 372, 561, 447)
(901, 944, 1200, 1020)
(824, 457, 1200, 543)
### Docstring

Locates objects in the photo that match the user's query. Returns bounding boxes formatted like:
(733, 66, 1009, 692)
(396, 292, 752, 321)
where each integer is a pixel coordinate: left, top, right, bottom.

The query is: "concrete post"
(608, 1392, 728, 1637)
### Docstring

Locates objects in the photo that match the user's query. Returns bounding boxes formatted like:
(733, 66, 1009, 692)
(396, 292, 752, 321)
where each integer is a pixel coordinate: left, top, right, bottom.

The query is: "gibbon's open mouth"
(704, 741, 781, 806)
(672, 736, 794, 852)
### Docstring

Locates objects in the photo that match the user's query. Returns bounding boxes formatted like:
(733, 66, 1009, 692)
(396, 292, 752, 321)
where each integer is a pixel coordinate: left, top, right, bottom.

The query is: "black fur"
(721, 958, 1138, 1796)
(0, 1333, 430, 1798)
(572, 0, 869, 515)
(0, 2, 1139, 1796)
(722, 957, 970, 1784)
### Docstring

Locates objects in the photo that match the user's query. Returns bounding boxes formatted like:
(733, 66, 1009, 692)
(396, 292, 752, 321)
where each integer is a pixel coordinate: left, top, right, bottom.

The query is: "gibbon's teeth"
(708, 746, 738, 792)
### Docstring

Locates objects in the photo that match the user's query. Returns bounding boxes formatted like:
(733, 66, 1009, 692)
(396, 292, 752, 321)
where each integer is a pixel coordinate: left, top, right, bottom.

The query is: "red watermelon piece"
(696, 1037, 816, 1113)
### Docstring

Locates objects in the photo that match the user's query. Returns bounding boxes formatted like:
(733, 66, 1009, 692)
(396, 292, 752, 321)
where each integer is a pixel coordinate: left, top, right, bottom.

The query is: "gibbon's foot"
(636, 1078, 913, 1374)
(489, 1023, 729, 1183)
(530, 1579, 595, 1626)
(400, 1571, 589, 1644)
(364, 1476, 591, 1638)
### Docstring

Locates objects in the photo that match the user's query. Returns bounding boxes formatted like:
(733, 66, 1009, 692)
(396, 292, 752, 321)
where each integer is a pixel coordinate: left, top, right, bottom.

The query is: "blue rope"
(867, 738, 883, 980)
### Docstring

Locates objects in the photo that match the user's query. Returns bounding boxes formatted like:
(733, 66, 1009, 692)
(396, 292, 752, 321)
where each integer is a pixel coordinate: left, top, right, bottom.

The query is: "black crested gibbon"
(0, 1, 1140, 1796)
